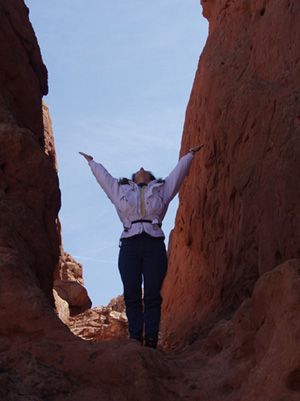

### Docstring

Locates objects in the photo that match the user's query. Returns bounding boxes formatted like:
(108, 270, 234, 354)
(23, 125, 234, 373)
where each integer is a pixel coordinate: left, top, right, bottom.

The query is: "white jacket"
(88, 152, 194, 239)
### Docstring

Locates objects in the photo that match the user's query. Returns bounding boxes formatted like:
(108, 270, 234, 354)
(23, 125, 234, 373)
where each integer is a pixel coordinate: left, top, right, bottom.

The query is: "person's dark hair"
(118, 177, 131, 185)
(118, 172, 164, 185)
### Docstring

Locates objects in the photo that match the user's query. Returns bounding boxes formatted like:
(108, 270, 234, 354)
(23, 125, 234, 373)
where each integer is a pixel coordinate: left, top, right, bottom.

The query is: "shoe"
(144, 337, 157, 349)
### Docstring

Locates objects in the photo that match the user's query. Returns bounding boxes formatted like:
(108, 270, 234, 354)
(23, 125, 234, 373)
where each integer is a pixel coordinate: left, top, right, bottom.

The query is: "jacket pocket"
(119, 192, 136, 215)
(146, 193, 167, 216)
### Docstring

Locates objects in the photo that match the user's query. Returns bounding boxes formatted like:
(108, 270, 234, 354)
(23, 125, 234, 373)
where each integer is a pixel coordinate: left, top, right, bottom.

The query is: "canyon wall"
(0, 0, 47, 143)
(0, 0, 60, 308)
(162, 0, 300, 348)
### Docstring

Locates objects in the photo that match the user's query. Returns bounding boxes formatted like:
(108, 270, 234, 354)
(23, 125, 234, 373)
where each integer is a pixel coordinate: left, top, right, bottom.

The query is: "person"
(79, 144, 203, 348)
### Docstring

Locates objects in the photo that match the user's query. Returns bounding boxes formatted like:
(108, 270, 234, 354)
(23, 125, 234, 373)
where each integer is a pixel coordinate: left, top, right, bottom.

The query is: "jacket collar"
(128, 180, 163, 192)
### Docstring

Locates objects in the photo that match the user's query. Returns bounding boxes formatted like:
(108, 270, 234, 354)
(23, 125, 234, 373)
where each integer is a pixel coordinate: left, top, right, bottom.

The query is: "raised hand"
(79, 152, 93, 162)
(189, 144, 204, 154)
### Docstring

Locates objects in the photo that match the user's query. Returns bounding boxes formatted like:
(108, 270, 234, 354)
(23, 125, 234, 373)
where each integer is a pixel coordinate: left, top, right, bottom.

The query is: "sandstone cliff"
(0, 0, 60, 307)
(161, 0, 300, 348)
(1, 0, 300, 400)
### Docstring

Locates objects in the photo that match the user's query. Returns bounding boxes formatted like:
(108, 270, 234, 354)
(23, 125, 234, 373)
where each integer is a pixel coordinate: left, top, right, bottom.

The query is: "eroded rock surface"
(54, 252, 92, 318)
(162, 0, 300, 348)
(164, 260, 300, 401)
(0, 0, 47, 142)
(1, 0, 300, 400)
(68, 295, 127, 341)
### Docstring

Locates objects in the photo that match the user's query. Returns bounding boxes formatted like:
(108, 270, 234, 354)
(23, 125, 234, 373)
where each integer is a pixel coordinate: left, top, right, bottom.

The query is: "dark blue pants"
(118, 232, 168, 341)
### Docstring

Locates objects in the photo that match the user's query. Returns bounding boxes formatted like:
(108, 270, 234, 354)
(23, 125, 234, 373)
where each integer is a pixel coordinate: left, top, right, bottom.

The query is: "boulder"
(54, 280, 92, 316)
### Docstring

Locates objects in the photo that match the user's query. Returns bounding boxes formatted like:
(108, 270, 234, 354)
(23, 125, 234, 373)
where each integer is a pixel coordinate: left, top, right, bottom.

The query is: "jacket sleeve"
(163, 152, 194, 203)
(88, 160, 120, 204)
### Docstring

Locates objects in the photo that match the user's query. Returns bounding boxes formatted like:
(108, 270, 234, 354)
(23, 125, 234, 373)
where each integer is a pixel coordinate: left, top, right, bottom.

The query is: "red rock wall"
(0, 0, 60, 306)
(0, 0, 47, 143)
(162, 0, 300, 348)
(1, 1, 300, 400)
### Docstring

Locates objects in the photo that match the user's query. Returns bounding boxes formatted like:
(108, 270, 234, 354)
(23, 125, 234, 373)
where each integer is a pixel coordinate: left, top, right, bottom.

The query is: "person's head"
(132, 167, 156, 184)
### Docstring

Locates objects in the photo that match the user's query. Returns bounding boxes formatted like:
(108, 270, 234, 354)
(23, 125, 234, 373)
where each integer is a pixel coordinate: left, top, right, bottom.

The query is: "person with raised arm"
(79, 144, 204, 348)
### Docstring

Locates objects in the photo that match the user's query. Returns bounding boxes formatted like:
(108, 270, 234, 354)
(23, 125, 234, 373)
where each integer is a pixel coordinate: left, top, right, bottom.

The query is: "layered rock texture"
(1, 0, 300, 400)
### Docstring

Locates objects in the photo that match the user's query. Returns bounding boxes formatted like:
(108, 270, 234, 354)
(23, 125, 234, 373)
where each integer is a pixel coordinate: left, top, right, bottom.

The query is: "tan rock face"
(161, 0, 300, 348)
(53, 288, 70, 324)
(43, 101, 58, 172)
(68, 295, 128, 342)
(53, 251, 92, 318)
(59, 252, 85, 285)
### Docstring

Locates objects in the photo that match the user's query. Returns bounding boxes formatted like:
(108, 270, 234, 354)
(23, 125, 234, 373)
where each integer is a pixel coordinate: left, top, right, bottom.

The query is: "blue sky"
(25, 0, 208, 307)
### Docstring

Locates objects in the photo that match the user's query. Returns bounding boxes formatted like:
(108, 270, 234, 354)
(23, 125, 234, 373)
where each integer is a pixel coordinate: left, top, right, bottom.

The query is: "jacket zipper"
(139, 186, 146, 218)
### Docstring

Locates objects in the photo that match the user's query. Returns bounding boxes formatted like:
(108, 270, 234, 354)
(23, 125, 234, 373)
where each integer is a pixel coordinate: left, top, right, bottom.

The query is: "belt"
(131, 219, 162, 228)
